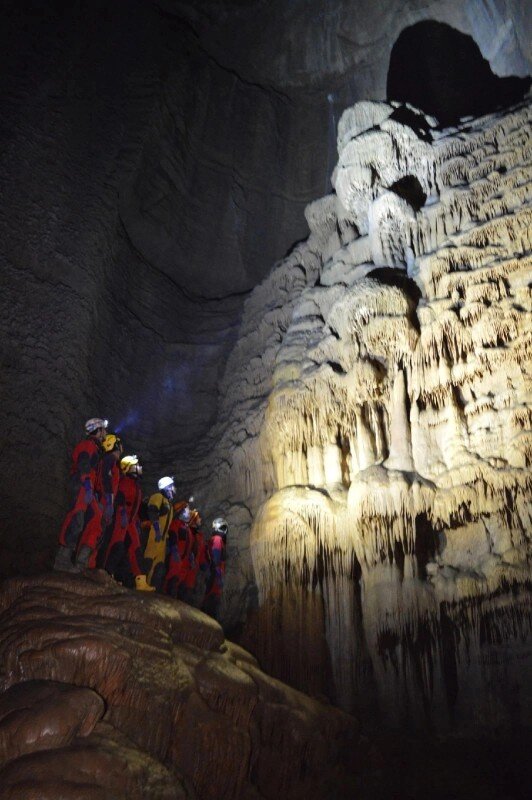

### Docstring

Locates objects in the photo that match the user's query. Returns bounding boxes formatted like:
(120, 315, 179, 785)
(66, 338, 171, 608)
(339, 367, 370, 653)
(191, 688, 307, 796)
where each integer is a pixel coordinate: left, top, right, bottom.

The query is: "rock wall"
(1, 0, 530, 579)
(201, 96, 532, 733)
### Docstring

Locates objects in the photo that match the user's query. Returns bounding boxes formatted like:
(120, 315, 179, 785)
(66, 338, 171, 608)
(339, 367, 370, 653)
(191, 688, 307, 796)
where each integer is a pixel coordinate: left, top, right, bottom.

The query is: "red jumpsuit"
(59, 437, 102, 551)
(164, 518, 195, 600)
(84, 453, 120, 566)
(202, 533, 226, 619)
(100, 473, 144, 582)
(186, 526, 210, 594)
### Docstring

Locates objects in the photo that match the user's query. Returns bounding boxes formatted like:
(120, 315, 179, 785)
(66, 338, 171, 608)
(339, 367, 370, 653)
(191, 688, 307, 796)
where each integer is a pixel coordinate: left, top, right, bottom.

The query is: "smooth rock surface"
(0, 570, 359, 800)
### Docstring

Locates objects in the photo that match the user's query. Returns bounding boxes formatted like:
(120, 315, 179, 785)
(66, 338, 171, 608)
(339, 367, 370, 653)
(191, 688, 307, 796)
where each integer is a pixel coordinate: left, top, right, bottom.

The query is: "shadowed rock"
(0, 570, 359, 800)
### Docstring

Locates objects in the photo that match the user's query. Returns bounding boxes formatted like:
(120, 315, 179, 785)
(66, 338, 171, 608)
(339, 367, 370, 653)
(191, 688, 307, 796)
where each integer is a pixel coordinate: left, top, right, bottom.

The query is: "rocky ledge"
(0, 571, 359, 800)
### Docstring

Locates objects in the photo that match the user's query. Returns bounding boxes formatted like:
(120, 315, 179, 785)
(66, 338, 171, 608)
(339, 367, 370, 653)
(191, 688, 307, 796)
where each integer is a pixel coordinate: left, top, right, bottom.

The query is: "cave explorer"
(164, 498, 194, 600)
(99, 454, 150, 588)
(202, 517, 228, 620)
(81, 432, 122, 569)
(187, 507, 210, 599)
(144, 476, 176, 592)
(54, 417, 108, 572)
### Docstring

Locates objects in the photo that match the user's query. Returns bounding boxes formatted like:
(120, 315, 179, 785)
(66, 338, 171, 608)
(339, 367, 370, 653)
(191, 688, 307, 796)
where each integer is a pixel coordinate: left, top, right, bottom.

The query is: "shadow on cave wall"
(387, 20, 530, 127)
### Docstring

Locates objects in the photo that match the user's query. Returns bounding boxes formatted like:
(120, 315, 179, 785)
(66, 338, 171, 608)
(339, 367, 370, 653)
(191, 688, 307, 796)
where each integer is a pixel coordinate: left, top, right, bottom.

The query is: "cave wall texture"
(232, 96, 532, 733)
(0, 0, 529, 573)
(1, 0, 531, 740)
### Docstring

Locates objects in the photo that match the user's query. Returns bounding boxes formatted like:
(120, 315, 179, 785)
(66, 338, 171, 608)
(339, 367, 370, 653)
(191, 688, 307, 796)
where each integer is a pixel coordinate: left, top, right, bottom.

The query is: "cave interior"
(0, 1, 531, 799)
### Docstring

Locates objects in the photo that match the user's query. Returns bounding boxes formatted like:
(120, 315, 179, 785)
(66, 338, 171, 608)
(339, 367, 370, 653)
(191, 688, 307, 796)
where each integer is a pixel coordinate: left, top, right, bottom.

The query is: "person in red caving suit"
(54, 417, 108, 572)
(202, 517, 228, 620)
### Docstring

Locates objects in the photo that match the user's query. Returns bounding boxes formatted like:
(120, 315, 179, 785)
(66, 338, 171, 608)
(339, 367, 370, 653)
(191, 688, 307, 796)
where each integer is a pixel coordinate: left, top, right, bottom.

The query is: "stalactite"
(202, 97, 532, 728)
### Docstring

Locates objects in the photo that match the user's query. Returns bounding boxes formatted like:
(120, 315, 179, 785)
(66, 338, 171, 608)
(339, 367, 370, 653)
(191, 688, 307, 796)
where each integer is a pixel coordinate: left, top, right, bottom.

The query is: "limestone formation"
(0, 571, 358, 799)
(1, 2, 530, 582)
(201, 96, 531, 731)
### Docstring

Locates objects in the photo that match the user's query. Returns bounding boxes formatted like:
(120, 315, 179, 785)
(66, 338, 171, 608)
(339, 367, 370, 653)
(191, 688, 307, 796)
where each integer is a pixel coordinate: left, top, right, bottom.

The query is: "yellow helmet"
(102, 433, 122, 453)
(120, 455, 141, 474)
(173, 500, 188, 515)
(189, 509, 202, 528)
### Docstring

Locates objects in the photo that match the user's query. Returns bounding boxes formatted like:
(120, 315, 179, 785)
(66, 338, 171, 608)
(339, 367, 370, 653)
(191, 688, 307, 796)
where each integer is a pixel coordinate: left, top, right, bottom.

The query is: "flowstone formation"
(0, 571, 358, 799)
(204, 97, 532, 731)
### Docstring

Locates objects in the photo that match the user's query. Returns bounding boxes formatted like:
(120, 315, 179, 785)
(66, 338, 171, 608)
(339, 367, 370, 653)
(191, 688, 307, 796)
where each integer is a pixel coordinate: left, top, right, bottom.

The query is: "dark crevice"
(387, 21, 530, 127)
(388, 175, 427, 212)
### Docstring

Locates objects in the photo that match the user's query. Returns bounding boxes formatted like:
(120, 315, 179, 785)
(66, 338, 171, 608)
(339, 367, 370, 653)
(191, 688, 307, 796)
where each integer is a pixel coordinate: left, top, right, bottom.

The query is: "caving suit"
(144, 492, 174, 592)
(59, 437, 102, 552)
(86, 453, 120, 567)
(101, 473, 145, 583)
(164, 517, 194, 600)
(202, 532, 226, 619)
(185, 525, 210, 596)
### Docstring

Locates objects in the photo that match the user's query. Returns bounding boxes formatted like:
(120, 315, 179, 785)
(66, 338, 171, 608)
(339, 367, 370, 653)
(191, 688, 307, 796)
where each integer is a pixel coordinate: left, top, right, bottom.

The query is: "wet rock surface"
(0, 571, 359, 799)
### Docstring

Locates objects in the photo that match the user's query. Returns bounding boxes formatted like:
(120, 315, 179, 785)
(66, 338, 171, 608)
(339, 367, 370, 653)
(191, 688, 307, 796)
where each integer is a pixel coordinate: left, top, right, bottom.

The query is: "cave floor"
(357, 729, 532, 800)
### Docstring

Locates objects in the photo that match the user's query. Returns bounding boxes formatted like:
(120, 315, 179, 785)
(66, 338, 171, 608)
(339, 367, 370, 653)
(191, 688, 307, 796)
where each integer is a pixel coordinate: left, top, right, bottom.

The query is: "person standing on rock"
(144, 476, 176, 592)
(187, 507, 210, 603)
(164, 499, 194, 600)
(202, 517, 228, 620)
(54, 417, 108, 572)
(77, 432, 122, 570)
(100, 454, 147, 586)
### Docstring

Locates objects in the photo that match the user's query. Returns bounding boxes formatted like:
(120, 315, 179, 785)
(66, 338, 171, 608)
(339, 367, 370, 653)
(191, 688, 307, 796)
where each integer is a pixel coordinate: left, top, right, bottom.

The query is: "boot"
(53, 545, 79, 573)
(135, 574, 155, 592)
(75, 545, 93, 570)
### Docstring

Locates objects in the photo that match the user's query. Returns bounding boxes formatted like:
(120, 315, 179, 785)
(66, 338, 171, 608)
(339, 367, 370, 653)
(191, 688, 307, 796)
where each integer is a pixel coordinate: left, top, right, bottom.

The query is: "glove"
(153, 520, 162, 542)
(82, 479, 93, 505)
(103, 494, 114, 525)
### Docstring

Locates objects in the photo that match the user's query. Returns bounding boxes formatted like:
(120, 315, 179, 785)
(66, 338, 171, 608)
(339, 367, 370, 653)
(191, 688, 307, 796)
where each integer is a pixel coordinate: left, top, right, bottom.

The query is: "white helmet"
(85, 417, 108, 434)
(212, 517, 228, 536)
(158, 476, 174, 491)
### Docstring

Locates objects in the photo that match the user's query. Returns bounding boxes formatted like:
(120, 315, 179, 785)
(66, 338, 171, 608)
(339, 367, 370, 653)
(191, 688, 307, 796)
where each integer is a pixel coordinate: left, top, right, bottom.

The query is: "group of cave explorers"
(53, 417, 227, 619)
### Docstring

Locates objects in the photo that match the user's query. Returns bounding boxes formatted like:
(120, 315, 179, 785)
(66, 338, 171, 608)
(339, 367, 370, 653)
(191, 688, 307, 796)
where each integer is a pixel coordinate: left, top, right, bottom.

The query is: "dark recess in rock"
(387, 21, 531, 127)
(388, 175, 427, 212)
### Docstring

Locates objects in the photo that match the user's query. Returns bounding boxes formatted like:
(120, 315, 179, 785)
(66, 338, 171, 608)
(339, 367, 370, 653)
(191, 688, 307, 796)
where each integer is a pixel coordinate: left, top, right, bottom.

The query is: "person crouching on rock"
(54, 417, 108, 572)
(144, 476, 176, 592)
(164, 499, 194, 600)
(202, 517, 228, 620)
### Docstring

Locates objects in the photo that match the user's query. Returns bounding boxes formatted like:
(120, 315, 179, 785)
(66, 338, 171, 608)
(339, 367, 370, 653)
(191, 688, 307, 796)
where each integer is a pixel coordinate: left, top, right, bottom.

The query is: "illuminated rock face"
(0, 572, 358, 799)
(1, 2, 529, 581)
(210, 98, 532, 731)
